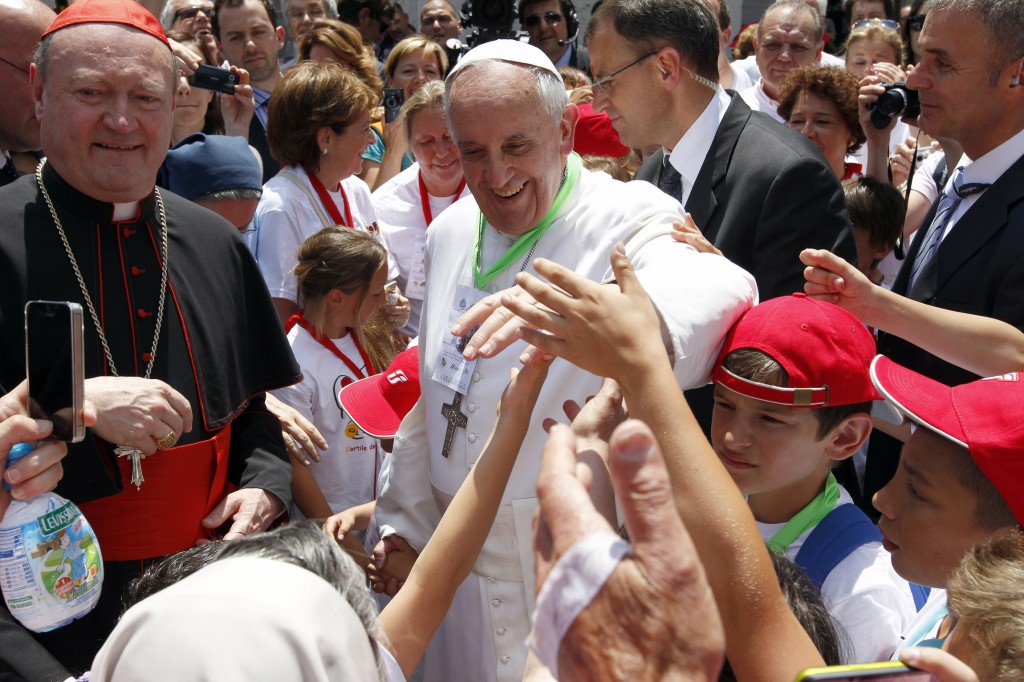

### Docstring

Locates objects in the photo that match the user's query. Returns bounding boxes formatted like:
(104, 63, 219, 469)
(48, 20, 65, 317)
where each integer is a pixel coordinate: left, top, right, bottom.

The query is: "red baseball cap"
(339, 346, 420, 439)
(43, 0, 170, 47)
(870, 355, 1024, 526)
(713, 293, 881, 407)
(573, 104, 630, 159)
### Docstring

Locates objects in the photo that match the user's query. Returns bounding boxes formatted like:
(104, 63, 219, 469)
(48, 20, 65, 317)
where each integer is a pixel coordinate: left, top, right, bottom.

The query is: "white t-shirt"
(739, 81, 786, 125)
(757, 488, 918, 663)
(373, 163, 471, 337)
(250, 165, 383, 304)
(272, 323, 383, 516)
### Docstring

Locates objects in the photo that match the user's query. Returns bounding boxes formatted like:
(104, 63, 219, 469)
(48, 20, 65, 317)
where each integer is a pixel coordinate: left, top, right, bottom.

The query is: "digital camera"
(870, 83, 921, 130)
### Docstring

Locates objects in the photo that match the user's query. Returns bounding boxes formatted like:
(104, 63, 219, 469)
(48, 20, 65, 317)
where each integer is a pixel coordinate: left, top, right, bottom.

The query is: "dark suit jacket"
(880, 150, 1024, 385)
(249, 116, 280, 184)
(636, 94, 852, 300)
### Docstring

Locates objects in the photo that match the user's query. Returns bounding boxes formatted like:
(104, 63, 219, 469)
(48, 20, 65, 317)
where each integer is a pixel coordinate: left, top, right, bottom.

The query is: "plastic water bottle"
(0, 443, 103, 632)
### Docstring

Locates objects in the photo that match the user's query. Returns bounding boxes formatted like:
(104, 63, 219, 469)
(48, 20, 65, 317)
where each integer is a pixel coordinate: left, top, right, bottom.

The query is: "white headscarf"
(91, 557, 381, 681)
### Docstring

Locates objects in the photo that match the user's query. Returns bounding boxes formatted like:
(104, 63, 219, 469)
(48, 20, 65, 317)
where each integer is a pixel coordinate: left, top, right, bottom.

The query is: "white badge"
(431, 282, 485, 394)
(406, 242, 427, 301)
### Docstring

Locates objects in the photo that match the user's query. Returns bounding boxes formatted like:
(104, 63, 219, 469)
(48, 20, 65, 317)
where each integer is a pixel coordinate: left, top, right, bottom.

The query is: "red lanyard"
(418, 171, 466, 226)
(307, 172, 354, 228)
(286, 313, 376, 379)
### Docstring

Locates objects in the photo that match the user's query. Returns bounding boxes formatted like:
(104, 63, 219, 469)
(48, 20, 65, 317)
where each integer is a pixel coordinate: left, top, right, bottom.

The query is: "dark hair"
(212, 0, 279, 40)
(266, 60, 376, 171)
(777, 65, 866, 155)
(716, 0, 731, 31)
(719, 551, 844, 680)
(585, 0, 720, 82)
(843, 176, 904, 251)
(721, 349, 872, 440)
(122, 543, 225, 612)
(902, 0, 927, 64)
(846, 0, 896, 21)
(338, 0, 396, 24)
(758, 0, 824, 45)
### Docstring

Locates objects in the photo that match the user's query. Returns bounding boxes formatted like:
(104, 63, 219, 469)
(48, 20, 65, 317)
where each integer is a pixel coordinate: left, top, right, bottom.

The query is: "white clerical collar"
(667, 88, 731, 206)
(112, 202, 140, 221)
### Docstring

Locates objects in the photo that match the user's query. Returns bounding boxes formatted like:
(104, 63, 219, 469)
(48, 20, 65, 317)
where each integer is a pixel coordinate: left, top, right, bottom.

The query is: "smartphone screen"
(796, 663, 937, 681)
(25, 301, 85, 442)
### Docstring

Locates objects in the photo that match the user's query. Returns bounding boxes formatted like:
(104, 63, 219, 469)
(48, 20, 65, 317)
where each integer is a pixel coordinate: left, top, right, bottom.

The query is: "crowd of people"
(0, 0, 1023, 680)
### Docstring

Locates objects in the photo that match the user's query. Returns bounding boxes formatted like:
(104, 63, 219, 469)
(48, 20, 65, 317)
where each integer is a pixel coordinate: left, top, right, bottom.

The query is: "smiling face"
(785, 90, 853, 178)
(408, 105, 462, 195)
(872, 429, 1002, 587)
(388, 48, 442, 100)
(318, 108, 374, 184)
(168, 0, 214, 35)
(33, 24, 175, 203)
(448, 62, 575, 236)
(905, 8, 1020, 159)
(845, 36, 901, 79)
(217, 0, 284, 90)
(755, 6, 821, 99)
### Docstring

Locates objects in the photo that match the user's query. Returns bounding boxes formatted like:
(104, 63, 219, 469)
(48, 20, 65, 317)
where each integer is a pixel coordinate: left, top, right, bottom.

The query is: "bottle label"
(0, 497, 103, 632)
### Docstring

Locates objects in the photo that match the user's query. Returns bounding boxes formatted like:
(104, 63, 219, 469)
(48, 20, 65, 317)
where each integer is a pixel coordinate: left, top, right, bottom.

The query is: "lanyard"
(307, 172, 353, 228)
(419, 172, 466, 226)
(286, 313, 376, 379)
(766, 472, 840, 553)
(472, 152, 581, 290)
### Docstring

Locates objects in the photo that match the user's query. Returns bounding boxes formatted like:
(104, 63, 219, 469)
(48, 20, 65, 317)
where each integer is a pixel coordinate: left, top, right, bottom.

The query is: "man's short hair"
(212, 0, 278, 40)
(757, 0, 824, 45)
(283, 0, 338, 21)
(338, 0, 396, 25)
(721, 349, 872, 440)
(584, 0, 720, 82)
(929, 0, 1024, 84)
(714, 0, 730, 31)
(845, 0, 896, 21)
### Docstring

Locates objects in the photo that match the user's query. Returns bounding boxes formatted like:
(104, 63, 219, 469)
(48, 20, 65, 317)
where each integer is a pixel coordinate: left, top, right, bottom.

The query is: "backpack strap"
(794, 503, 882, 589)
(278, 169, 333, 228)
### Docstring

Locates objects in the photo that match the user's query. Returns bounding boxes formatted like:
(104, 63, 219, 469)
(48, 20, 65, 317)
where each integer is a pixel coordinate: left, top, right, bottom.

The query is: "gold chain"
(34, 161, 170, 490)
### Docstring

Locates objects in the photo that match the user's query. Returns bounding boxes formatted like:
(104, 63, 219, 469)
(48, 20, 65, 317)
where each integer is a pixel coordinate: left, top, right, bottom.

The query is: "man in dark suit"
(860, 0, 1024, 506)
(213, 0, 284, 182)
(586, 0, 850, 302)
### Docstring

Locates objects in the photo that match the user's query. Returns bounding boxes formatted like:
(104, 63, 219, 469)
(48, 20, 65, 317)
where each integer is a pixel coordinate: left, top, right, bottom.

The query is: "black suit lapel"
(686, 94, 748, 243)
(248, 116, 280, 183)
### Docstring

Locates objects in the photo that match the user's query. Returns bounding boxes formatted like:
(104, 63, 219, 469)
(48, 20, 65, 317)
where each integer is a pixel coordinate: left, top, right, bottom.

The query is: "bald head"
(0, 0, 55, 152)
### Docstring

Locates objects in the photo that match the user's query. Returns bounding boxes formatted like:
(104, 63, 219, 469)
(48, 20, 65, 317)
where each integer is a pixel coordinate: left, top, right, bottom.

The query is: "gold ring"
(156, 430, 179, 450)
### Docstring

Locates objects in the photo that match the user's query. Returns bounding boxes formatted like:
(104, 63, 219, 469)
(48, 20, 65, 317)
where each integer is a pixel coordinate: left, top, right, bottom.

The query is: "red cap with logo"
(712, 293, 881, 407)
(339, 346, 420, 439)
(43, 0, 170, 47)
(870, 355, 1024, 526)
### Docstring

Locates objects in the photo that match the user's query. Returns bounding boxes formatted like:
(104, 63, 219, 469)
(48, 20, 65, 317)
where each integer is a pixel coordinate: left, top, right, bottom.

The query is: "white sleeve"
(252, 197, 306, 303)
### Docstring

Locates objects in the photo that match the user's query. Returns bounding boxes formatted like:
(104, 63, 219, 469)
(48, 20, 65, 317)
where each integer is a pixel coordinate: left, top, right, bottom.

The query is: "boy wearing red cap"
(869, 356, 1023, 657)
(711, 293, 918, 663)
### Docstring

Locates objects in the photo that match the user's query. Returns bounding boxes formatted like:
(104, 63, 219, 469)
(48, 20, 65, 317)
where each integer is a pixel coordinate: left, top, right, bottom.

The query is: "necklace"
(35, 161, 169, 490)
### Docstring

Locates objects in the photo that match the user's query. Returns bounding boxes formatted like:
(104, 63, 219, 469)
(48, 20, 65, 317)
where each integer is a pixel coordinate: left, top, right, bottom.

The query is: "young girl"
(272, 226, 394, 520)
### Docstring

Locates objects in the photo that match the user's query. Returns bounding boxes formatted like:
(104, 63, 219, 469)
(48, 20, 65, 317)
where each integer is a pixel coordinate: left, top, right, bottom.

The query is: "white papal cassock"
(374, 164, 758, 682)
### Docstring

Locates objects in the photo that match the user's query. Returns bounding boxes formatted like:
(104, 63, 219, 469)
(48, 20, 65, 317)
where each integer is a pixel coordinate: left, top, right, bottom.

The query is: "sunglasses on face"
(524, 11, 562, 27)
(174, 5, 213, 21)
(853, 18, 900, 31)
(907, 13, 926, 31)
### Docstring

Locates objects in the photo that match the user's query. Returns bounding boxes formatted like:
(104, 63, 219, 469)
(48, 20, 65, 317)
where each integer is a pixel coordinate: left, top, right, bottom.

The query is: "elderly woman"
(778, 66, 867, 180)
(250, 61, 386, 325)
(372, 81, 469, 337)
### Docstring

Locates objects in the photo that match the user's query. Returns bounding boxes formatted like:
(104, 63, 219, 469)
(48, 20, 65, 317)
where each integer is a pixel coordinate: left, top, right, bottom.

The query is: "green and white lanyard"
(765, 472, 840, 553)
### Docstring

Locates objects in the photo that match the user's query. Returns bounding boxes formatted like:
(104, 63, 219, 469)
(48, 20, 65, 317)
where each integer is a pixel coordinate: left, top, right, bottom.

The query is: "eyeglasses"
(852, 18, 899, 31)
(907, 13, 926, 31)
(0, 54, 30, 76)
(592, 51, 656, 93)
(524, 11, 562, 28)
(173, 5, 213, 22)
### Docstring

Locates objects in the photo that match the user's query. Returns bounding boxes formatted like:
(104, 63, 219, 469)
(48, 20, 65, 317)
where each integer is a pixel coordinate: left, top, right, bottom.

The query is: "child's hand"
(323, 508, 358, 543)
(497, 357, 553, 419)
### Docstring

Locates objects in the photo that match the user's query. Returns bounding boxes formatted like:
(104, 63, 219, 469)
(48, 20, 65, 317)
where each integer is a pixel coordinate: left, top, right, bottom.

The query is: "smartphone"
(187, 63, 239, 95)
(24, 301, 86, 443)
(383, 87, 405, 124)
(795, 662, 937, 681)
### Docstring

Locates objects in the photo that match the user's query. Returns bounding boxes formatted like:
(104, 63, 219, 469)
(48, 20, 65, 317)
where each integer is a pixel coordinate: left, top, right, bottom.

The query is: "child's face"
(873, 429, 997, 588)
(711, 385, 835, 500)
(338, 263, 389, 327)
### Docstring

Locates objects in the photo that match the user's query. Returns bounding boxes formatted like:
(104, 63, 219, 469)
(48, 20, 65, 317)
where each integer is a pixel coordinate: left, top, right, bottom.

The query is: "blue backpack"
(794, 504, 931, 611)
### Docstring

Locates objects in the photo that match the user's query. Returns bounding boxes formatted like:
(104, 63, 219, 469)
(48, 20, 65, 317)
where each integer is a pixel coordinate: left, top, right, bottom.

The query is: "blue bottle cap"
(4, 443, 34, 491)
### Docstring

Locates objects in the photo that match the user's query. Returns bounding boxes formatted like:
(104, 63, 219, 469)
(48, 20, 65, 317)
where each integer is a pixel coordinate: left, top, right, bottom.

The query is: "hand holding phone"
(188, 63, 240, 95)
(383, 87, 404, 124)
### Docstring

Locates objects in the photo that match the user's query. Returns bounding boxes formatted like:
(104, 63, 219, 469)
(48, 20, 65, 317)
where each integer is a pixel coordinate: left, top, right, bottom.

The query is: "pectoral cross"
(114, 445, 146, 490)
(440, 392, 468, 459)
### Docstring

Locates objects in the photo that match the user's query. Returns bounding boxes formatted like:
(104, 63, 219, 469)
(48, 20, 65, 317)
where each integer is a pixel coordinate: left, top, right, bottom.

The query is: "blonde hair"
(401, 80, 445, 142)
(843, 22, 904, 65)
(384, 35, 448, 82)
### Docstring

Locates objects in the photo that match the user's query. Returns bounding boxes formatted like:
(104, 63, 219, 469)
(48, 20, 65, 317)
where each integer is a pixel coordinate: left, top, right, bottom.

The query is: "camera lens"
(875, 88, 909, 117)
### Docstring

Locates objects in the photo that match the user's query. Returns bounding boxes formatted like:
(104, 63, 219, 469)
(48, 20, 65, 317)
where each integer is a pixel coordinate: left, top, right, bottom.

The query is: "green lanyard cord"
(766, 472, 840, 554)
(472, 152, 582, 290)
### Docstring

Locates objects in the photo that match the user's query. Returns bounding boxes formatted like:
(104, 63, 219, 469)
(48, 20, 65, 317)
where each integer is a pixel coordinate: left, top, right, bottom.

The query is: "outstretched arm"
(378, 359, 551, 679)
(802, 248, 1024, 377)
(504, 244, 824, 682)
